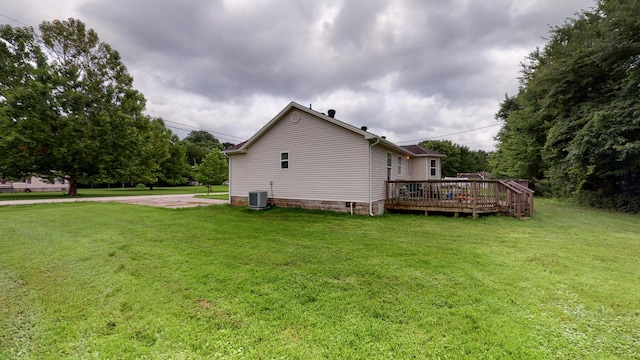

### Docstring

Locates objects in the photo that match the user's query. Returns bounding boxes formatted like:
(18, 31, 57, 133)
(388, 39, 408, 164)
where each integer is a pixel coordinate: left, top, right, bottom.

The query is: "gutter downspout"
(222, 153, 231, 205)
(368, 137, 380, 216)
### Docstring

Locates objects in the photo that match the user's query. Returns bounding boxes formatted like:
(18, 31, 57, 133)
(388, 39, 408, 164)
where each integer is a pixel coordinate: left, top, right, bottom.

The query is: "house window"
(408, 159, 412, 177)
(397, 156, 402, 175)
(281, 152, 289, 169)
(386, 152, 392, 180)
(430, 159, 437, 177)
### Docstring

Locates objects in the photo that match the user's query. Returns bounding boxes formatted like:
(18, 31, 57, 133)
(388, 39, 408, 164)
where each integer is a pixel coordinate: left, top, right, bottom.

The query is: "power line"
(142, 93, 246, 141)
(0, 13, 30, 27)
(0, 12, 249, 143)
(163, 119, 244, 141)
(397, 123, 501, 144)
(163, 123, 241, 143)
(459, 139, 496, 146)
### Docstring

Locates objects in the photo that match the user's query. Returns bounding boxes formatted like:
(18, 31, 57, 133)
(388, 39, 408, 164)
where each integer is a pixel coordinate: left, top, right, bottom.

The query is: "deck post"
(472, 181, 478, 220)
(385, 181, 390, 204)
(516, 192, 522, 219)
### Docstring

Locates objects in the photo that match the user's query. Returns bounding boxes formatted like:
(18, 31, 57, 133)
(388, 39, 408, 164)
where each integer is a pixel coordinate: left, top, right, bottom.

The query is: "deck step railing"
(499, 180, 534, 218)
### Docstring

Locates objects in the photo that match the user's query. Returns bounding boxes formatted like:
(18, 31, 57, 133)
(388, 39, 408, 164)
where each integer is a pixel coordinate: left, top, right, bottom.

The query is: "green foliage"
(0, 25, 48, 179)
(193, 149, 228, 193)
(420, 140, 490, 177)
(127, 117, 171, 189)
(159, 134, 190, 185)
(184, 130, 223, 166)
(1, 200, 638, 358)
(492, 0, 640, 210)
(124, 117, 190, 189)
(490, 94, 549, 181)
(0, 19, 148, 195)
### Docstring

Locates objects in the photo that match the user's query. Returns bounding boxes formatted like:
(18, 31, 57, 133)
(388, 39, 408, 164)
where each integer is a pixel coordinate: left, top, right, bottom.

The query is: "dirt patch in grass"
(113, 195, 226, 208)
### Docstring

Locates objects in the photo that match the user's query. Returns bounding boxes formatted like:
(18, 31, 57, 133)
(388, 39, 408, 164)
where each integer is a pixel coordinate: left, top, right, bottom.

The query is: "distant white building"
(0, 176, 69, 193)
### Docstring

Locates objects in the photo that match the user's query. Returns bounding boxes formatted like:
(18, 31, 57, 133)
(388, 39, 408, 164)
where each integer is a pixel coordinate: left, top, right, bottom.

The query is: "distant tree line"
(0, 19, 228, 195)
(490, 0, 640, 212)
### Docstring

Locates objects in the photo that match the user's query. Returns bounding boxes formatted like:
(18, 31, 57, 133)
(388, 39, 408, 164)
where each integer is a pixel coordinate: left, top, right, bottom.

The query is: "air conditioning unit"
(248, 191, 268, 209)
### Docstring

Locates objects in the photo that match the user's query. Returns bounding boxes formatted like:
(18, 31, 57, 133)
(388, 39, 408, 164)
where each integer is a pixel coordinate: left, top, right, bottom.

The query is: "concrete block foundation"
(230, 196, 384, 216)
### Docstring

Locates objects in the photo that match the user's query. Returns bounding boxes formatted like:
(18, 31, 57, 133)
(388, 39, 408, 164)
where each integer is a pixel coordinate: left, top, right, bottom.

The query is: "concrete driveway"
(0, 193, 228, 209)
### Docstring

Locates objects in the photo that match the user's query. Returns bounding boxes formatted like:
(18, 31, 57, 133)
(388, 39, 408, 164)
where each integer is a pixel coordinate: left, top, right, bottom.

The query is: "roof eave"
(413, 153, 447, 158)
(222, 149, 247, 155)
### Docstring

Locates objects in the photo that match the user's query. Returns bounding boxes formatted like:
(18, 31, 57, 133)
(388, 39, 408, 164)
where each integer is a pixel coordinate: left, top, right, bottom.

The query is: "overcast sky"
(2, 0, 595, 151)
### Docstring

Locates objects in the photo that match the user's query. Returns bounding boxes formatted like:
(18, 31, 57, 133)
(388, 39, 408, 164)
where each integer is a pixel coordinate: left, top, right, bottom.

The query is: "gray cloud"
(3, 0, 595, 150)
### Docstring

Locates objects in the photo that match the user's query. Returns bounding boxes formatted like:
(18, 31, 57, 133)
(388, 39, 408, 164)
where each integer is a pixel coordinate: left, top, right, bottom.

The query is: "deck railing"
(385, 180, 534, 219)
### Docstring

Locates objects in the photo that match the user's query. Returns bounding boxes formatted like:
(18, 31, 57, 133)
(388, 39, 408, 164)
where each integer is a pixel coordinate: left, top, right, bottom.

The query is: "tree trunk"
(68, 180, 78, 196)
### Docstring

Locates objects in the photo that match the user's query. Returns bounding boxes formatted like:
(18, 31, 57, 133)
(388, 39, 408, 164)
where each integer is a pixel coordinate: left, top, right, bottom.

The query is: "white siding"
(411, 158, 427, 181)
(229, 110, 370, 202)
(370, 147, 387, 201)
(406, 157, 442, 180)
(370, 146, 406, 201)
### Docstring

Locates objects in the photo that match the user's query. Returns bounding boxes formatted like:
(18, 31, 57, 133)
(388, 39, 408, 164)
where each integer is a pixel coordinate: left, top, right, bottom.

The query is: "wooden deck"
(385, 180, 534, 219)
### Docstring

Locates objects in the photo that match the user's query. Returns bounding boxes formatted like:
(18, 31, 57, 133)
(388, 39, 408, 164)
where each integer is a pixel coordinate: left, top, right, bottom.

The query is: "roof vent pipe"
(361, 126, 368, 131)
(327, 109, 336, 118)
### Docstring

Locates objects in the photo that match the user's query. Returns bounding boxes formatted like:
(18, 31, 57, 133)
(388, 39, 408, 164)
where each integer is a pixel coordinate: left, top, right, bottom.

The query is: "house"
(0, 176, 69, 193)
(223, 102, 445, 215)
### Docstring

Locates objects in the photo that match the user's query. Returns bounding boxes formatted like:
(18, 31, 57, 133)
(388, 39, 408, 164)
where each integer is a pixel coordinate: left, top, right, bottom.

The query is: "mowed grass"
(0, 199, 638, 359)
(0, 185, 228, 201)
(196, 194, 229, 200)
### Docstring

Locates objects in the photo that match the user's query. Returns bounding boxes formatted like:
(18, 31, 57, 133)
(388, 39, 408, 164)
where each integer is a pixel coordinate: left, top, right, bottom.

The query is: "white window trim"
(386, 152, 392, 180)
(430, 159, 438, 178)
(280, 151, 290, 170)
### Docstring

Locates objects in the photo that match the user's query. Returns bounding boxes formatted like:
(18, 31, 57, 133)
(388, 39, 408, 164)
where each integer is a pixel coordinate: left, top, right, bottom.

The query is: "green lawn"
(0, 185, 228, 201)
(1, 199, 638, 359)
(196, 193, 229, 200)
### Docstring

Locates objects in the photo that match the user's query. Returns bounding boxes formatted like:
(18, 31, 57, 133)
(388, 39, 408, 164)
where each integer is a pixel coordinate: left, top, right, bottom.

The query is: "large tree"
(158, 133, 190, 186)
(127, 117, 171, 189)
(0, 25, 44, 180)
(0, 19, 147, 195)
(489, 93, 549, 181)
(492, 0, 640, 211)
